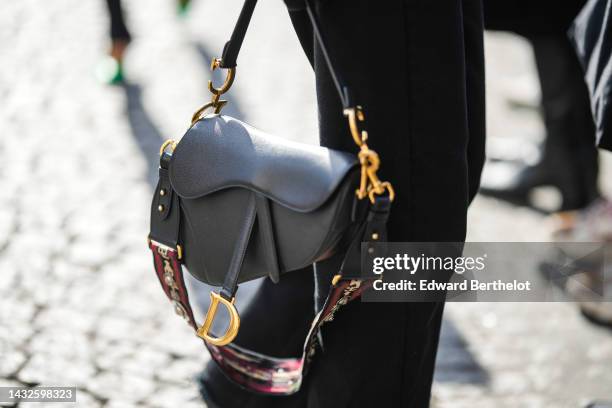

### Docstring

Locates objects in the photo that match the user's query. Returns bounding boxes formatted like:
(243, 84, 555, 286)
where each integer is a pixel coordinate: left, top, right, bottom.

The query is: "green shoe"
(96, 56, 124, 85)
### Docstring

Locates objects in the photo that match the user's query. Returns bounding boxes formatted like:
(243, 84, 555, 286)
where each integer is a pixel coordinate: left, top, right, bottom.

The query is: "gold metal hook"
(190, 58, 235, 122)
(207, 58, 236, 97)
(356, 146, 396, 203)
(343, 106, 368, 147)
(196, 292, 241, 346)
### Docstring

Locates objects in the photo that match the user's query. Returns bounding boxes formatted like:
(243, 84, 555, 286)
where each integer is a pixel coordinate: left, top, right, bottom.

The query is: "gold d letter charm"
(196, 292, 241, 346)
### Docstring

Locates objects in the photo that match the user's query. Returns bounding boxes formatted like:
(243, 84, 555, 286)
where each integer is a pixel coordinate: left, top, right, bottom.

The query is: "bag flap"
(169, 115, 358, 212)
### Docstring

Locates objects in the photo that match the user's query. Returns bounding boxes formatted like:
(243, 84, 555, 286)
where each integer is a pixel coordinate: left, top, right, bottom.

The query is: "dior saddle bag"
(147, 0, 395, 395)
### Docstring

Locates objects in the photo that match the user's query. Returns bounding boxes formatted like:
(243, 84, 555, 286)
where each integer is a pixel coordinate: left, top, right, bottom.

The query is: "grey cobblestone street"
(1, 1, 611, 407)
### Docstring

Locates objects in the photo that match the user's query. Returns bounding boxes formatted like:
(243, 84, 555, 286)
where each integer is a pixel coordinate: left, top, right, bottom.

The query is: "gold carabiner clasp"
(343, 106, 368, 147)
(208, 58, 236, 101)
(357, 145, 396, 203)
(191, 58, 236, 125)
(196, 291, 241, 346)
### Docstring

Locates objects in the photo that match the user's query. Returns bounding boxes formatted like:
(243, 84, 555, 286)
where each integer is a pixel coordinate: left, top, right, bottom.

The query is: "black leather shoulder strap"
(219, 0, 353, 108)
(304, 1, 353, 108)
(219, 0, 257, 69)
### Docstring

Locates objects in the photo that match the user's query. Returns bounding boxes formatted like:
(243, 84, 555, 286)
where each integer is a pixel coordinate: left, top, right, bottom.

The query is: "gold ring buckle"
(368, 181, 395, 203)
(196, 292, 241, 346)
(159, 139, 177, 157)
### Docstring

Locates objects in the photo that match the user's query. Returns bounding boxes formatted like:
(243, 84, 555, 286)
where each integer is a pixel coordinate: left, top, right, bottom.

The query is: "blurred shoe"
(480, 140, 598, 211)
(96, 39, 129, 85)
(480, 159, 576, 210)
(580, 301, 612, 329)
(548, 199, 612, 330)
(96, 56, 124, 84)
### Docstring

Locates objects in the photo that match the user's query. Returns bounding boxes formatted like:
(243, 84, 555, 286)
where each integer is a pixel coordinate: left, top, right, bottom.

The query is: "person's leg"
(301, 0, 485, 406)
(99, 0, 131, 83)
(482, 0, 598, 211)
(483, 0, 588, 35)
(479, 32, 600, 211)
(107, 0, 131, 43)
(529, 34, 599, 210)
(463, 0, 487, 203)
(202, 0, 486, 405)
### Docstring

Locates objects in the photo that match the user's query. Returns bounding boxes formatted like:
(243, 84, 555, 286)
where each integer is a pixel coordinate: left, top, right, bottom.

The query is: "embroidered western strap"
(149, 238, 374, 394)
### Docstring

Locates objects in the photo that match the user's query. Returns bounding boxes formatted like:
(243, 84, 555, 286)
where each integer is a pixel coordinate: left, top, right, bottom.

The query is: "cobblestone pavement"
(1, 1, 611, 407)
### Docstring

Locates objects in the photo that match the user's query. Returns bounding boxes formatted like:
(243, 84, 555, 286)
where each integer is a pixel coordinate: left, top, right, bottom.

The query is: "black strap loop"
(219, 0, 353, 109)
(220, 193, 258, 300)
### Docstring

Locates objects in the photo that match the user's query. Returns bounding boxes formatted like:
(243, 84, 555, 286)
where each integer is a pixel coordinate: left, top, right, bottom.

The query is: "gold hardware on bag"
(187, 59, 394, 204)
(159, 139, 177, 157)
(197, 291, 241, 346)
(191, 58, 236, 125)
(344, 107, 395, 203)
(208, 58, 236, 99)
(148, 238, 183, 261)
(344, 106, 368, 147)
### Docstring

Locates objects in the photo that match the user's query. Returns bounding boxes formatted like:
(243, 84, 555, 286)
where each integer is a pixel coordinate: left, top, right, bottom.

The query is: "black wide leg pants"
(201, 1, 485, 407)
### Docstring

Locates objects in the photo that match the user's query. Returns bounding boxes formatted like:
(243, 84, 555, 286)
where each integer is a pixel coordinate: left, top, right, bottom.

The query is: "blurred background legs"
(480, 0, 612, 357)
(97, 0, 192, 84)
(97, 0, 131, 84)
(481, 33, 599, 213)
(481, 0, 612, 341)
(481, 0, 600, 214)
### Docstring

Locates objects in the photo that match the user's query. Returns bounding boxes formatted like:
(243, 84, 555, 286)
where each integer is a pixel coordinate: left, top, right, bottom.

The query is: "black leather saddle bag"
(168, 115, 361, 286)
(148, 0, 394, 349)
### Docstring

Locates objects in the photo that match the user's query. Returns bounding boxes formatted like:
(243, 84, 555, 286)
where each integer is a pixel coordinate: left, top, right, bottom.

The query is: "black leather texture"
(149, 153, 181, 249)
(169, 116, 358, 212)
(168, 115, 363, 287)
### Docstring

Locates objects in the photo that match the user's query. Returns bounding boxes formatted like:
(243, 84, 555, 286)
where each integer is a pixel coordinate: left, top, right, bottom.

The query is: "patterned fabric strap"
(148, 240, 371, 395)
